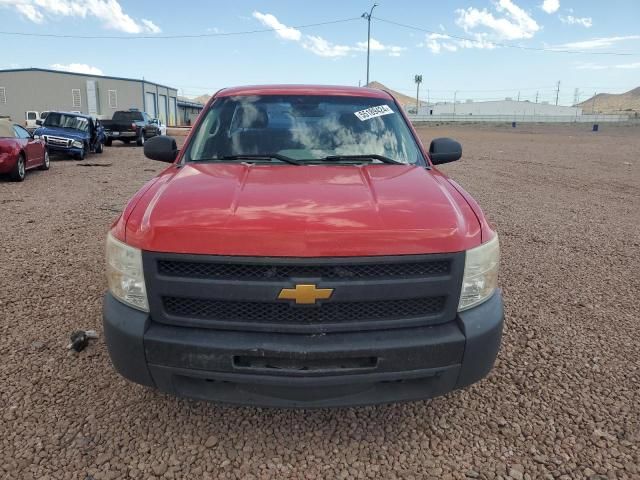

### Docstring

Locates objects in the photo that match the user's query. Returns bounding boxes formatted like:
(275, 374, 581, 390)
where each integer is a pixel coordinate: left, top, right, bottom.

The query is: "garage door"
(86, 80, 98, 116)
(169, 97, 177, 126)
(145, 92, 156, 118)
(158, 94, 168, 124)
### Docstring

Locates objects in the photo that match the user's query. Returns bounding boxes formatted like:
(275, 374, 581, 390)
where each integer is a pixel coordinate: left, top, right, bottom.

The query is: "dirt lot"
(1, 124, 639, 480)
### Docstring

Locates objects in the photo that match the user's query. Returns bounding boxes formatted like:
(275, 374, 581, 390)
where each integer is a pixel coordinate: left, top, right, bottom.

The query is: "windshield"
(113, 111, 143, 122)
(185, 95, 424, 165)
(43, 113, 89, 132)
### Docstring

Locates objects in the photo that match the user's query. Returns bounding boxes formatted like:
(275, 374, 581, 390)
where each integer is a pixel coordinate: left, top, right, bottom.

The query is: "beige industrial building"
(177, 97, 205, 126)
(0, 68, 178, 125)
(418, 99, 582, 117)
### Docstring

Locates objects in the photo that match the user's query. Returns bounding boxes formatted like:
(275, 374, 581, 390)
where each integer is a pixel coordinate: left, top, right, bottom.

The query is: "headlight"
(106, 233, 148, 311)
(458, 234, 500, 311)
(33, 134, 41, 140)
(72, 140, 83, 148)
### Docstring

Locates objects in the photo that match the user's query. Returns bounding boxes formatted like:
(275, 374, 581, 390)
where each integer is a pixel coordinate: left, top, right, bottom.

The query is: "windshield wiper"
(218, 154, 301, 165)
(319, 154, 404, 165)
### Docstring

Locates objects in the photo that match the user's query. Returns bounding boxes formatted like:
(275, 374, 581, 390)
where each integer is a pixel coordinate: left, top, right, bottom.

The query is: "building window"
(72, 89, 81, 108)
(108, 89, 117, 108)
(0, 87, 6, 104)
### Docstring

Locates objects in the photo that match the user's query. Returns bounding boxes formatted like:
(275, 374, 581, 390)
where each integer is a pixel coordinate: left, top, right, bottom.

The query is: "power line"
(0, 17, 361, 40)
(373, 16, 640, 56)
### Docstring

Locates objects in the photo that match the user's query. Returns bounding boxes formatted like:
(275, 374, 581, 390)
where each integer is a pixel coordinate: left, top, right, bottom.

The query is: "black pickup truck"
(102, 109, 163, 147)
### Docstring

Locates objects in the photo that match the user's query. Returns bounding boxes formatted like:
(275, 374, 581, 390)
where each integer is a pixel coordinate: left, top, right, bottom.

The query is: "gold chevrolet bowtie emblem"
(278, 284, 334, 305)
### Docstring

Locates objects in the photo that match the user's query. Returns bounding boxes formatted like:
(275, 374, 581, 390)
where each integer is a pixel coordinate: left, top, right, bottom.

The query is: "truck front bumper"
(103, 291, 503, 408)
(47, 145, 83, 156)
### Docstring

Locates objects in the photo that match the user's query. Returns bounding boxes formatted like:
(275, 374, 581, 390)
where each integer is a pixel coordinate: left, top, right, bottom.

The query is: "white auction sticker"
(354, 105, 394, 121)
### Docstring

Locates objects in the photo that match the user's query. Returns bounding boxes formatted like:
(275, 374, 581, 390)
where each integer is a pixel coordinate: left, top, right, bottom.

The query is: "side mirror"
(429, 137, 462, 165)
(36, 119, 43, 126)
(144, 135, 178, 163)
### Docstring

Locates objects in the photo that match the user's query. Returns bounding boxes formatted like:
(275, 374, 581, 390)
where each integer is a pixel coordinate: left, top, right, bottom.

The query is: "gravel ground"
(1, 124, 639, 480)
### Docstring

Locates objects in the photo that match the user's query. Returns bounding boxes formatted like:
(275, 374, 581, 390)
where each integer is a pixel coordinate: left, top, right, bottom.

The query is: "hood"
(35, 126, 87, 141)
(125, 163, 481, 257)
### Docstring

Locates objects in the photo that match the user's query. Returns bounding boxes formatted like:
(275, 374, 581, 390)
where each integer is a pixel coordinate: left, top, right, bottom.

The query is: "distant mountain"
(578, 87, 640, 114)
(193, 94, 212, 105)
(178, 95, 209, 105)
(366, 81, 427, 108)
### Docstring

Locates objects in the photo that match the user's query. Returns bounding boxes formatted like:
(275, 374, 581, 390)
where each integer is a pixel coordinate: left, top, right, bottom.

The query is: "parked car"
(102, 109, 158, 146)
(0, 118, 49, 181)
(103, 85, 503, 408)
(33, 112, 105, 160)
(25, 111, 51, 132)
(146, 118, 166, 137)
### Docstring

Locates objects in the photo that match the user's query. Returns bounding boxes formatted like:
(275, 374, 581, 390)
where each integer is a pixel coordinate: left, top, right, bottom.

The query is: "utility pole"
(453, 90, 458, 116)
(535, 91, 539, 103)
(362, 3, 378, 86)
(414, 75, 422, 113)
(555, 80, 561, 106)
(573, 87, 581, 105)
(517, 91, 520, 102)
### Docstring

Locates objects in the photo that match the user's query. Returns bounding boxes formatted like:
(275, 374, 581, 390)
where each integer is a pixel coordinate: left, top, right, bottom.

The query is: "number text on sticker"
(354, 105, 394, 121)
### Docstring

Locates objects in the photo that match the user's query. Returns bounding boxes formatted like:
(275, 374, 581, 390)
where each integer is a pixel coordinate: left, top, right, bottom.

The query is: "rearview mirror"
(144, 135, 178, 163)
(429, 137, 462, 165)
(36, 119, 43, 126)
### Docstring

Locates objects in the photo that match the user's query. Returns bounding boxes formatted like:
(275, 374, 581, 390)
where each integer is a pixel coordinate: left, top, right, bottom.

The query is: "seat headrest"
(236, 105, 269, 129)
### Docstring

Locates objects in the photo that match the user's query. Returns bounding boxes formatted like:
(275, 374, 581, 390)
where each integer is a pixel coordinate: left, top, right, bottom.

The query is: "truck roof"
(217, 85, 393, 99)
(49, 111, 94, 120)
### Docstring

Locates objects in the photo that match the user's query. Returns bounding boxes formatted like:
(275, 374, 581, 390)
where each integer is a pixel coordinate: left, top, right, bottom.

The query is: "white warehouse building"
(418, 99, 582, 117)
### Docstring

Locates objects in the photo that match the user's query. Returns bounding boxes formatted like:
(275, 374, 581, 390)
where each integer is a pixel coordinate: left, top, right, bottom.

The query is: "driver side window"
(13, 125, 31, 139)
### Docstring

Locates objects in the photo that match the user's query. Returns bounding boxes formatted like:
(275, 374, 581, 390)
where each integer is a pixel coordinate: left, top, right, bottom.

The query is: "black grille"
(163, 296, 446, 325)
(157, 259, 450, 280)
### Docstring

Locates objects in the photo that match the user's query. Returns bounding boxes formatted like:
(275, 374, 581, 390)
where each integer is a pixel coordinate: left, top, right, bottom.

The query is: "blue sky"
(1, 0, 639, 105)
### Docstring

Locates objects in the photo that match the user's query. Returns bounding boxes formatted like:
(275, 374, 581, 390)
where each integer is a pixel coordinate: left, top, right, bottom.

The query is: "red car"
(103, 85, 503, 407)
(0, 119, 49, 181)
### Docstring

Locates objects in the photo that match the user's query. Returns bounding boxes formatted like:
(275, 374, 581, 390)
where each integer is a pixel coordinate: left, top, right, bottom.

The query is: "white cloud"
(15, 3, 44, 23)
(141, 19, 161, 34)
(0, 0, 161, 33)
(575, 62, 608, 70)
(419, 31, 495, 54)
(456, 0, 540, 40)
(559, 15, 593, 27)
(355, 38, 406, 57)
(557, 35, 640, 50)
(302, 36, 352, 57)
(252, 11, 301, 41)
(421, 33, 457, 54)
(541, 0, 560, 14)
(253, 12, 405, 58)
(576, 61, 640, 70)
(616, 62, 640, 69)
(50, 63, 104, 75)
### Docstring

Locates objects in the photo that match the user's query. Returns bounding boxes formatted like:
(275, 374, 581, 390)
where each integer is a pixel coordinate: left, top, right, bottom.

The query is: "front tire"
(95, 142, 104, 154)
(76, 147, 86, 160)
(136, 131, 145, 147)
(10, 154, 26, 182)
(39, 150, 50, 170)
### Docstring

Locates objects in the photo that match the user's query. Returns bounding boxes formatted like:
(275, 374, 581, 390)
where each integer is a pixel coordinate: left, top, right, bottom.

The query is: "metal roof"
(177, 99, 205, 109)
(0, 67, 177, 92)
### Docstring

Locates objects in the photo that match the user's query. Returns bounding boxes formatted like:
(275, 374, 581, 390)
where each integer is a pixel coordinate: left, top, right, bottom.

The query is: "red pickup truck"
(103, 85, 503, 407)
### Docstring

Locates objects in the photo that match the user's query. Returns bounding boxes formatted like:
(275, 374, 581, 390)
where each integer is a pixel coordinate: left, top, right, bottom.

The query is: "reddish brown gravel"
(1, 124, 639, 479)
